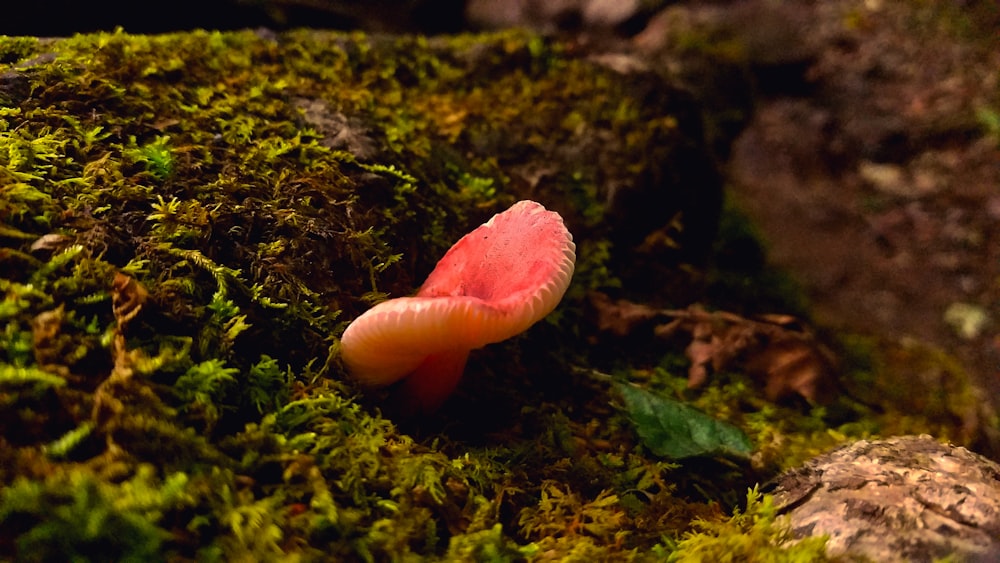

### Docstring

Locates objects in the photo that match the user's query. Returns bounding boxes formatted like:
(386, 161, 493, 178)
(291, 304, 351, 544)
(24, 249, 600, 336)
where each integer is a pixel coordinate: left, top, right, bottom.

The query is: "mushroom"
(340, 200, 576, 413)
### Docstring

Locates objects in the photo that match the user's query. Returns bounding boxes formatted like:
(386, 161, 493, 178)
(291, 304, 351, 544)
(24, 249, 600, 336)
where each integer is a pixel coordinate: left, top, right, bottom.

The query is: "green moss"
(0, 35, 38, 64)
(663, 487, 831, 562)
(837, 335, 992, 447)
(0, 465, 190, 561)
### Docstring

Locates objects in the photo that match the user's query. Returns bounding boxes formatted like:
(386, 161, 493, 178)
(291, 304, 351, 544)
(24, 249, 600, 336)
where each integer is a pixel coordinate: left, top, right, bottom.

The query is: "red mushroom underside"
(340, 200, 576, 413)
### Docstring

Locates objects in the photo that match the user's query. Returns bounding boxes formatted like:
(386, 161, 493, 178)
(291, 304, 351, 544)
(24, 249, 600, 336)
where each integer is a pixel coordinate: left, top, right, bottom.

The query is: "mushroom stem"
(399, 349, 471, 414)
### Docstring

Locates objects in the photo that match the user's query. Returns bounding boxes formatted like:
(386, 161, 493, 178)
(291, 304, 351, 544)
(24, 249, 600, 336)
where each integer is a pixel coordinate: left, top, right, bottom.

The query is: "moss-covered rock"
(0, 25, 987, 561)
(0, 26, 743, 561)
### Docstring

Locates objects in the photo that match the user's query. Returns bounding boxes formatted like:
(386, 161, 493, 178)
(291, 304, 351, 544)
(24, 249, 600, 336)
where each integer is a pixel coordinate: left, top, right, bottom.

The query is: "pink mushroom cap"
(340, 200, 576, 412)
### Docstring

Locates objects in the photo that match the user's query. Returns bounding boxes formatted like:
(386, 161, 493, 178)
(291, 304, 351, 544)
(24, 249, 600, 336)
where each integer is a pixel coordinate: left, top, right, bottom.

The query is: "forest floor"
(60, 0, 994, 451)
(720, 1, 1000, 419)
(468, 0, 1000, 452)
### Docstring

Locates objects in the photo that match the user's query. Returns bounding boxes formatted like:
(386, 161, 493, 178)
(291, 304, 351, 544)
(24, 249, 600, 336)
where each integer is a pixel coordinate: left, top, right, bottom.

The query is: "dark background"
(0, 0, 468, 36)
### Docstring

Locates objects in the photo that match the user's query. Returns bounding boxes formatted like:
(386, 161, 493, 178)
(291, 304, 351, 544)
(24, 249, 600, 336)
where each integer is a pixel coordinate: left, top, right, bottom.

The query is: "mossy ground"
(0, 27, 986, 561)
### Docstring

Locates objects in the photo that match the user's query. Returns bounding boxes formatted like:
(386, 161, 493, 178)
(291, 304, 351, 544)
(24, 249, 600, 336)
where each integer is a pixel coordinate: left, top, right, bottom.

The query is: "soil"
(722, 1, 1000, 409)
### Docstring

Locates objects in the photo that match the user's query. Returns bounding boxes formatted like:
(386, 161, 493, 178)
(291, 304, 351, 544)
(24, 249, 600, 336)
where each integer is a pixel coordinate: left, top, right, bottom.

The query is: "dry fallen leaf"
(745, 333, 837, 403)
(31, 305, 67, 373)
(29, 233, 71, 252)
(111, 272, 148, 328)
(589, 291, 663, 337)
(590, 292, 838, 404)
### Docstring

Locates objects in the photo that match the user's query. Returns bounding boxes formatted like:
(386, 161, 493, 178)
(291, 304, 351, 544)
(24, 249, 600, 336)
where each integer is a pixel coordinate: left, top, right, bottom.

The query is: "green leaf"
(617, 383, 753, 460)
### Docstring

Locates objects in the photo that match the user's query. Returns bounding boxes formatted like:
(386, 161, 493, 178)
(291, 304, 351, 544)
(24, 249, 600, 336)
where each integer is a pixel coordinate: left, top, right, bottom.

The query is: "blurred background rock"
(1, 0, 666, 36)
(1, 0, 465, 35)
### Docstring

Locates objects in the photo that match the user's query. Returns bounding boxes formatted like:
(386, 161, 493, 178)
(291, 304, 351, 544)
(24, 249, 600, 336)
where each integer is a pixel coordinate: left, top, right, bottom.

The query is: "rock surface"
(769, 435, 1000, 562)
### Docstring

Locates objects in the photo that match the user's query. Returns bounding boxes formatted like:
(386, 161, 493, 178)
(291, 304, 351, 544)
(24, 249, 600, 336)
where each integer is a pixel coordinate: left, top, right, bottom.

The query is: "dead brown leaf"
(590, 292, 838, 404)
(29, 233, 71, 253)
(746, 334, 837, 403)
(31, 304, 68, 375)
(668, 307, 837, 404)
(589, 291, 663, 337)
(111, 272, 148, 328)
